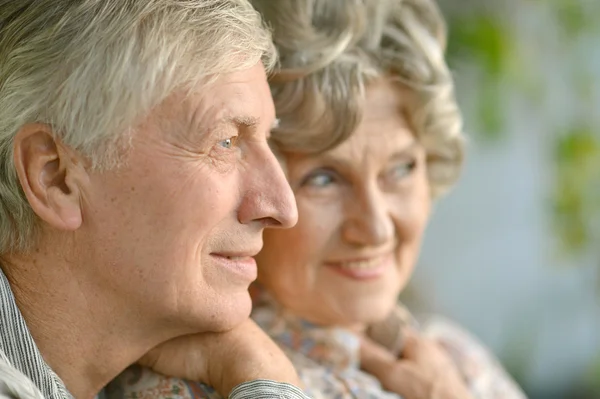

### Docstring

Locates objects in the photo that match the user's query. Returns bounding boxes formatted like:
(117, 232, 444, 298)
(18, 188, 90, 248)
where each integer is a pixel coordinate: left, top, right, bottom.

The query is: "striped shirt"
(0, 268, 311, 399)
(0, 269, 70, 399)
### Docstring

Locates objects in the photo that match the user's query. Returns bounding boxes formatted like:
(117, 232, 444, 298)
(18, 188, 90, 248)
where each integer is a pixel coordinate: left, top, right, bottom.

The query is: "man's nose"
(237, 143, 298, 229)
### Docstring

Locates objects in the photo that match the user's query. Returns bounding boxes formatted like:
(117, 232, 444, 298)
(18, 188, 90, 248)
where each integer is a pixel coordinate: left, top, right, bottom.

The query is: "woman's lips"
(324, 254, 392, 280)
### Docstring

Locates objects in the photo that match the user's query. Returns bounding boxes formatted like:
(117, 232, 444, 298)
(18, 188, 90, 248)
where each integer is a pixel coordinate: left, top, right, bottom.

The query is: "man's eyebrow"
(220, 116, 279, 130)
(215, 116, 279, 139)
(265, 119, 280, 140)
(227, 115, 260, 129)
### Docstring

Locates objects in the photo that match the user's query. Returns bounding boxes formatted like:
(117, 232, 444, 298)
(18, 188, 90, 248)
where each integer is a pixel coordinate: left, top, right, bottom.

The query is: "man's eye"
(218, 136, 238, 149)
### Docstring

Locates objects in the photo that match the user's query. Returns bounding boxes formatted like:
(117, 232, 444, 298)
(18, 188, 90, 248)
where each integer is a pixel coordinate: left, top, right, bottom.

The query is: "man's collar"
(0, 267, 72, 399)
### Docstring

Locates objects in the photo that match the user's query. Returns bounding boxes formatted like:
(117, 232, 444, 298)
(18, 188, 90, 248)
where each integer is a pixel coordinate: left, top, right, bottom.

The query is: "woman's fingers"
(360, 336, 428, 397)
(360, 335, 397, 371)
(398, 328, 420, 360)
(361, 332, 474, 399)
(401, 330, 455, 371)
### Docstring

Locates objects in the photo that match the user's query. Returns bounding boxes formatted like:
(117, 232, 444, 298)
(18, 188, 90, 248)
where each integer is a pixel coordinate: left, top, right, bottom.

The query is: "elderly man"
(0, 1, 309, 398)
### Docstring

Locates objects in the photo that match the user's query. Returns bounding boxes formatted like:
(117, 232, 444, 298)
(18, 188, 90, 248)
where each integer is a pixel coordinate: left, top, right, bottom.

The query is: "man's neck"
(2, 250, 177, 399)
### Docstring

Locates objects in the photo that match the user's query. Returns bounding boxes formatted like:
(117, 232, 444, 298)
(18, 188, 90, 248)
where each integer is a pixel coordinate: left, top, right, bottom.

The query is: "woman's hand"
(360, 329, 474, 399)
(138, 319, 300, 397)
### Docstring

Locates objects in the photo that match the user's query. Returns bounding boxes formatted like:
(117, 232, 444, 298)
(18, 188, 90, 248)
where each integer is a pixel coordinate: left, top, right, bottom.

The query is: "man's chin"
(206, 293, 253, 332)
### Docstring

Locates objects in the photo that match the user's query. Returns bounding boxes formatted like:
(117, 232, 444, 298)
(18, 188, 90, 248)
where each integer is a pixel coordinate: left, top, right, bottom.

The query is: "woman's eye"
(389, 160, 417, 180)
(302, 170, 337, 187)
(218, 136, 238, 149)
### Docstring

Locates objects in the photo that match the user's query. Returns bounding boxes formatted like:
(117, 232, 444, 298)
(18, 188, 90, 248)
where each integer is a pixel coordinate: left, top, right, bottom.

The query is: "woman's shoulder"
(417, 314, 528, 399)
(420, 314, 496, 357)
(368, 303, 527, 398)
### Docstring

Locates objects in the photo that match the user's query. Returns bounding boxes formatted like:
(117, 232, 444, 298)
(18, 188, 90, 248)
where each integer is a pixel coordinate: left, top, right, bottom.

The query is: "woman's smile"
(324, 253, 394, 280)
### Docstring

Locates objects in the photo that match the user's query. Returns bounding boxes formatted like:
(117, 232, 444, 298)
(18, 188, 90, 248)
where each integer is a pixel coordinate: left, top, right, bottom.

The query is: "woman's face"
(256, 79, 431, 328)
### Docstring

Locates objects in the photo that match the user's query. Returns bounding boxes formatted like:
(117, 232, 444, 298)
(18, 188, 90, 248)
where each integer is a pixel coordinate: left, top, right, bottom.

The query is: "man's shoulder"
(0, 355, 44, 399)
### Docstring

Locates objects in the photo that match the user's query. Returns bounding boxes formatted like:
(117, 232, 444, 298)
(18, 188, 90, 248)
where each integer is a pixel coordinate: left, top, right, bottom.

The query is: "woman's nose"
(341, 186, 394, 247)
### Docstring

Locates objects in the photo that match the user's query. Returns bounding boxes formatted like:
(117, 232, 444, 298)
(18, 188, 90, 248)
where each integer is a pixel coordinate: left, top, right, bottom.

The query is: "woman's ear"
(13, 124, 86, 231)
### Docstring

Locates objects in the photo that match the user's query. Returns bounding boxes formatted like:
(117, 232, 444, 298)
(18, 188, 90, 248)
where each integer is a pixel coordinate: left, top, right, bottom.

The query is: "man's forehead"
(172, 75, 275, 134)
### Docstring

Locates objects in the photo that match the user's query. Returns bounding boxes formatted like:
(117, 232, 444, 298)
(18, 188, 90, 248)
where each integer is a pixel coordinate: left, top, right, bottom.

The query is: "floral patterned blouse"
(106, 294, 527, 399)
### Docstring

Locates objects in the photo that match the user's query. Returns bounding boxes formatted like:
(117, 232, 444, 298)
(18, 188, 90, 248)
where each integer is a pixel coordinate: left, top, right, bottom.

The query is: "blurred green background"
(407, 1, 600, 398)
(442, 0, 600, 258)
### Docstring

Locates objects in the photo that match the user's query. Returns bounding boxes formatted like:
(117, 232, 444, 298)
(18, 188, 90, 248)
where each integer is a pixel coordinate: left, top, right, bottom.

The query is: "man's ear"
(13, 124, 86, 231)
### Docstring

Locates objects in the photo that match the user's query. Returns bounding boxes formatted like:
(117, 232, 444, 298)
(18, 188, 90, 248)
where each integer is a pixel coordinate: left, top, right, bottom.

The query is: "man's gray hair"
(0, 0, 277, 254)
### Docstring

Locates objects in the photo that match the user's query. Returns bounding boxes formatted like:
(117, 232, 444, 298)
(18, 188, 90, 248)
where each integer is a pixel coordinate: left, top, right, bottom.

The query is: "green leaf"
(554, 129, 600, 164)
(447, 16, 512, 78)
(551, 129, 600, 253)
(476, 78, 505, 139)
(555, 1, 588, 38)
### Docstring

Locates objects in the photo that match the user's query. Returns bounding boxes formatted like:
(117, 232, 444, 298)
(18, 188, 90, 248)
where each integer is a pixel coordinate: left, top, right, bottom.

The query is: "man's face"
(79, 63, 297, 334)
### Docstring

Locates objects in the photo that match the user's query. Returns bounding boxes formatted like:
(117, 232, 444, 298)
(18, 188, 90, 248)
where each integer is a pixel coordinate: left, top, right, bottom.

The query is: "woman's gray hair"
(253, 0, 464, 197)
(0, 0, 277, 254)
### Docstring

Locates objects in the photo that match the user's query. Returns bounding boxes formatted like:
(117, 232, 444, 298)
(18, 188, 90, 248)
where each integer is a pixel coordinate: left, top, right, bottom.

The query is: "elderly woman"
(109, 0, 527, 398)
(0, 1, 313, 398)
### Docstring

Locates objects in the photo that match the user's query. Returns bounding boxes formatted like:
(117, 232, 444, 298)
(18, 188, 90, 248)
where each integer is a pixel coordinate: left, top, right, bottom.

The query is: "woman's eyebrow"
(388, 141, 420, 159)
(317, 139, 419, 164)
